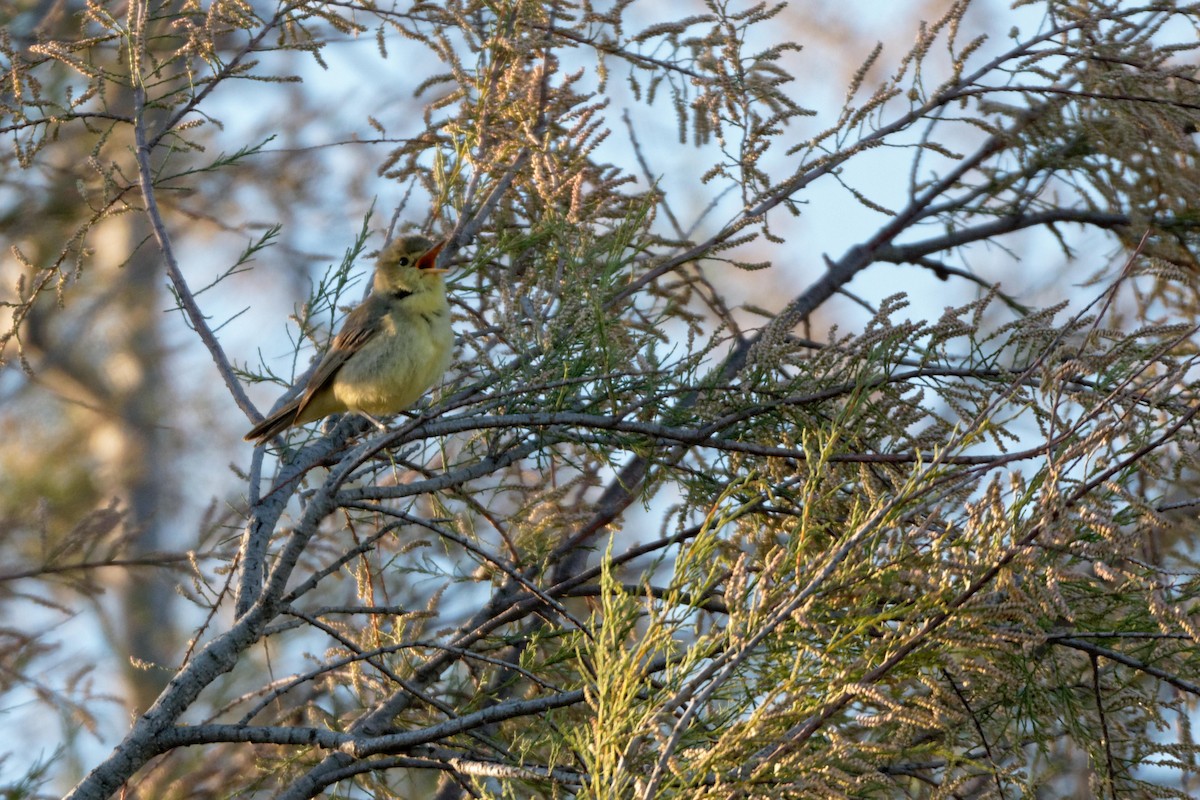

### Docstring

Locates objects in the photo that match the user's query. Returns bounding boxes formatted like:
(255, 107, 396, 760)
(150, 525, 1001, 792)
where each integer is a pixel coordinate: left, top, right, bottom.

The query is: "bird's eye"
(397, 257, 410, 266)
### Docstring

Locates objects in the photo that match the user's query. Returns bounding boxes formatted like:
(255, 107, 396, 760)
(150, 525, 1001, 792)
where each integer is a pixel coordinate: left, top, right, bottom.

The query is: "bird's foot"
(359, 412, 389, 432)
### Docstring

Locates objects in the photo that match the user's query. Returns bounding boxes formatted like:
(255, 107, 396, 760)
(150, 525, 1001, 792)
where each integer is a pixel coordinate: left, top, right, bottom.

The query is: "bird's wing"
(294, 295, 387, 420)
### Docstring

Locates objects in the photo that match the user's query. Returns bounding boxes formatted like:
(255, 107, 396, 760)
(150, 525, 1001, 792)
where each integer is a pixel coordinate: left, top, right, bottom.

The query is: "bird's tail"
(244, 400, 302, 444)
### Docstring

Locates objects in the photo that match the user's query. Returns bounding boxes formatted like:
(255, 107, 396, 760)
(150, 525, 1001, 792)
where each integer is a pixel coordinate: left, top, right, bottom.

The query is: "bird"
(244, 234, 454, 445)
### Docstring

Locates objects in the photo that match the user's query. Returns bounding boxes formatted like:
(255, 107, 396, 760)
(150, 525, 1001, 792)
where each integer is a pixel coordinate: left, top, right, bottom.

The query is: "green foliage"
(4, 1, 1200, 799)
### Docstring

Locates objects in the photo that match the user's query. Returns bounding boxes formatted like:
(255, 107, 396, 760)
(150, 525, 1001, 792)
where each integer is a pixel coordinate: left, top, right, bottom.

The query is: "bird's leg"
(357, 412, 389, 432)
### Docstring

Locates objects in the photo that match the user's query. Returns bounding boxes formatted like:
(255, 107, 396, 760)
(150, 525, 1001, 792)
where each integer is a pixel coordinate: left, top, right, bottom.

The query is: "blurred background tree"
(3, 0, 1200, 798)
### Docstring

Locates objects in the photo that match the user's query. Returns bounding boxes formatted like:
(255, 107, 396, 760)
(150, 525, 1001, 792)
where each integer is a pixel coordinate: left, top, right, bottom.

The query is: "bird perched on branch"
(244, 235, 453, 445)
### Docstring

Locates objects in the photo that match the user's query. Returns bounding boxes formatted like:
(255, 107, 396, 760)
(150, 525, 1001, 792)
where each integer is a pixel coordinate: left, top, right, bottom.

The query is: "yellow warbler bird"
(244, 235, 454, 444)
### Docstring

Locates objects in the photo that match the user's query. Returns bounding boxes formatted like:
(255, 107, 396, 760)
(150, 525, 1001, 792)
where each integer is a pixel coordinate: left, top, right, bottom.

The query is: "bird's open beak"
(417, 240, 449, 274)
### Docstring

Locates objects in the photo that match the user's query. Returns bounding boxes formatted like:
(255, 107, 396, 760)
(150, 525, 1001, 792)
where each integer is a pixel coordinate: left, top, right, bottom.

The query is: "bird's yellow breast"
(332, 290, 453, 415)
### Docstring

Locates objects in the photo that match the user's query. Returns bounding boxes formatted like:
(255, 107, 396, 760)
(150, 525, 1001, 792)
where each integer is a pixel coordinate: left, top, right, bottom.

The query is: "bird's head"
(372, 235, 448, 296)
